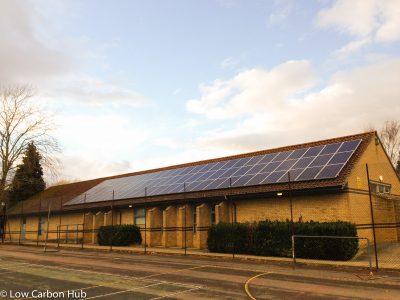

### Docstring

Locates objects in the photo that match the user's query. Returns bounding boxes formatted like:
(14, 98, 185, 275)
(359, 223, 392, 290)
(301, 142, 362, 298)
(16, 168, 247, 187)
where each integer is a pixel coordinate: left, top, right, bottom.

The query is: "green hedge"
(98, 224, 142, 246)
(207, 220, 358, 261)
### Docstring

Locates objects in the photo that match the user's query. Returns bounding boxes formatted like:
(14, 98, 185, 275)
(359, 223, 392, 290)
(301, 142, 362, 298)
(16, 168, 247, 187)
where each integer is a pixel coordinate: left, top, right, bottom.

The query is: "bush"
(207, 220, 358, 261)
(98, 224, 142, 246)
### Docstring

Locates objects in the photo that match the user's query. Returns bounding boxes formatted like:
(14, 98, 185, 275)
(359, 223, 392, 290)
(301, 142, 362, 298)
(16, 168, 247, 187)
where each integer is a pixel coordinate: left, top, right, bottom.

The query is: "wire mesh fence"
(1, 162, 399, 271)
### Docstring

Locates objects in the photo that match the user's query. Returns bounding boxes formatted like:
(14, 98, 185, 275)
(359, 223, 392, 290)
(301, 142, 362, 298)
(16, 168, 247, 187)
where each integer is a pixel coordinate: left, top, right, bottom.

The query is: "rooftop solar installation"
(66, 139, 362, 205)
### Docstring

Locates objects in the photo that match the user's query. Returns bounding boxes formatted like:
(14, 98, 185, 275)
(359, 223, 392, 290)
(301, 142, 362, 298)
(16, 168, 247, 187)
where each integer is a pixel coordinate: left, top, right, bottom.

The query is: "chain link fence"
(1, 162, 399, 271)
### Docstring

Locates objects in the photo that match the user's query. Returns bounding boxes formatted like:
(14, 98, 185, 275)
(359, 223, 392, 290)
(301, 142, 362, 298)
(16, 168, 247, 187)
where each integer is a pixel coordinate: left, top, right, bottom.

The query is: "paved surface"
(0, 245, 399, 299)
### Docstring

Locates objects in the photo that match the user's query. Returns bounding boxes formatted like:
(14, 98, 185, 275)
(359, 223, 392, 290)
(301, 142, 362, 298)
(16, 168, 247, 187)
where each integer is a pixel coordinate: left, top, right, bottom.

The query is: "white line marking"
(150, 286, 202, 300)
(85, 282, 164, 299)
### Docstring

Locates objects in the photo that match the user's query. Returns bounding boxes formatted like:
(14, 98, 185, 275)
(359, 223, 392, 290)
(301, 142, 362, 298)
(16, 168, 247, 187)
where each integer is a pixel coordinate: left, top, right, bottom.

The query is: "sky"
(1, 0, 399, 183)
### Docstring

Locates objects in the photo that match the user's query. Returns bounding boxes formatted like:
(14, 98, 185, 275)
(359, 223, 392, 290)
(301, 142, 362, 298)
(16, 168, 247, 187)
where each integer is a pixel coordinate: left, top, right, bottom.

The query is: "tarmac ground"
(0, 244, 399, 299)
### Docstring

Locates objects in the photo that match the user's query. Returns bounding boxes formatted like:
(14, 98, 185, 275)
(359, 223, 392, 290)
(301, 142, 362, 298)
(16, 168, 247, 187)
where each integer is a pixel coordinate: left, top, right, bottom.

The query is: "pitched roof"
(7, 131, 375, 216)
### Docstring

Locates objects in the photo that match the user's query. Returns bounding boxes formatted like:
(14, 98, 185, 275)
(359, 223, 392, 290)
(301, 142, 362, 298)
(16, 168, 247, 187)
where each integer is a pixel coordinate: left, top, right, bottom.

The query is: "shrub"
(207, 220, 358, 261)
(207, 222, 249, 254)
(98, 224, 142, 246)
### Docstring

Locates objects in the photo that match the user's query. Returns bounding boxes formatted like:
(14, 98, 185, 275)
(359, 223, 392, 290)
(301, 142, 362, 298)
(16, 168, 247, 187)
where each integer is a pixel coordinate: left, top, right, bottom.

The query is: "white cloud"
(41, 76, 148, 106)
(334, 37, 372, 60)
(186, 60, 315, 119)
(317, 0, 400, 42)
(0, 0, 73, 83)
(189, 59, 400, 154)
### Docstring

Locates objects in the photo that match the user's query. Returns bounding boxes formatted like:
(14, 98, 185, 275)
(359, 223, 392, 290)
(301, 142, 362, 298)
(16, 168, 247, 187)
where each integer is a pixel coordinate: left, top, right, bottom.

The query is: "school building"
(4, 131, 400, 249)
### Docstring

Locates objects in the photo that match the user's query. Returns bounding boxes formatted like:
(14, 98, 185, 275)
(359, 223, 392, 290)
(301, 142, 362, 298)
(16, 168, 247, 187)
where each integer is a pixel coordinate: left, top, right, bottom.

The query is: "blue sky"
(1, 0, 399, 182)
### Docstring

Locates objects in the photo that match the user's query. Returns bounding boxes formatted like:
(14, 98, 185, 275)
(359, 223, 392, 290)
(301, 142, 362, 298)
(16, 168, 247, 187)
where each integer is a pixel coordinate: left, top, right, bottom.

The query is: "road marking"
(244, 272, 273, 300)
(140, 265, 209, 279)
(84, 282, 164, 299)
(150, 286, 202, 299)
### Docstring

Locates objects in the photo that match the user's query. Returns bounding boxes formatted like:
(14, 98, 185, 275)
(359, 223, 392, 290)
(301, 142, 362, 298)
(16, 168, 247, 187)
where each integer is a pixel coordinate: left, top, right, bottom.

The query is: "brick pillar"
(177, 205, 194, 248)
(147, 207, 162, 246)
(162, 206, 177, 247)
(194, 203, 211, 249)
(93, 212, 104, 244)
(216, 201, 229, 223)
(83, 212, 93, 243)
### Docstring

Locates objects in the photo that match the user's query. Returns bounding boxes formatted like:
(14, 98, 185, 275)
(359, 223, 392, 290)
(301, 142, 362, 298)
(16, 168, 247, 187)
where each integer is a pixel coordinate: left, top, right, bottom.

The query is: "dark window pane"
(315, 164, 345, 179)
(303, 145, 324, 158)
(287, 148, 308, 159)
(329, 151, 353, 165)
(338, 139, 361, 152)
(296, 166, 324, 181)
(320, 143, 342, 155)
(275, 159, 298, 171)
(309, 154, 333, 167)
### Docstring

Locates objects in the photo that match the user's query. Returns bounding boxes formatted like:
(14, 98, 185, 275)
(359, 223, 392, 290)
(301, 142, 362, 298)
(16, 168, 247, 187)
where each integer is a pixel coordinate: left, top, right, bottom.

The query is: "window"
(134, 208, 145, 225)
(210, 207, 216, 225)
(369, 181, 391, 194)
(193, 207, 197, 233)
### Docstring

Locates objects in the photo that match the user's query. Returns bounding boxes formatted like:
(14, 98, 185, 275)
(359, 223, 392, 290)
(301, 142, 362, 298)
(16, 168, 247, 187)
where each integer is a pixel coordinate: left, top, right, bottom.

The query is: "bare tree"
(0, 84, 59, 203)
(379, 120, 400, 166)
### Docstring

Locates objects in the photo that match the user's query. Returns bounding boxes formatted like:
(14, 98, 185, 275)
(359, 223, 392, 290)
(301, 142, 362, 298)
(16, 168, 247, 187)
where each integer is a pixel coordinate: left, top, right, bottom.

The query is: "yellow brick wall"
(347, 136, 400, 194)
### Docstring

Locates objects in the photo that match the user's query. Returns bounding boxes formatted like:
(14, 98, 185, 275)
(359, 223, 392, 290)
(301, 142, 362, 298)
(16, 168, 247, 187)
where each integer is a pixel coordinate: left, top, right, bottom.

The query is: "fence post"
(66, 225, 69, 244)
(110, 190, 114, 251)
(19, 202, 24, 245)
(366, 238, 373, 275)
(184, 183, 187, 256)
(366, 164, 379, 270)
(44, 202, 51, 252)
(292, 235, 296, 264)
(58, 197, 63, 248)
(37, 198, 41, 247)
(82, 194, 86, 249)
(144, 187, 147, 254)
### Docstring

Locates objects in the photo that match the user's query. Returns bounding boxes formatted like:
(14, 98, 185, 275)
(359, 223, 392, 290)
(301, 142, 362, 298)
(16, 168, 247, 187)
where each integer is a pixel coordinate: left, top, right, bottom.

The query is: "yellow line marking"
(244, 272, 272, 300)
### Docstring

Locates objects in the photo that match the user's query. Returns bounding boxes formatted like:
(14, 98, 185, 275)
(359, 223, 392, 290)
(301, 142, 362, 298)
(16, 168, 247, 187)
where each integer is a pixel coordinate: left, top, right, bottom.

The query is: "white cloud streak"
(187, 60, 315, 119)
(317, 0, 400, 42)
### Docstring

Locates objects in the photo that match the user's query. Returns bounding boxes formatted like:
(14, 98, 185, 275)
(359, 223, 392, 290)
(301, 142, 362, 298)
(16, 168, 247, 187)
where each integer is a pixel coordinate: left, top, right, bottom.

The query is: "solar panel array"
(66, 139, 362, 205)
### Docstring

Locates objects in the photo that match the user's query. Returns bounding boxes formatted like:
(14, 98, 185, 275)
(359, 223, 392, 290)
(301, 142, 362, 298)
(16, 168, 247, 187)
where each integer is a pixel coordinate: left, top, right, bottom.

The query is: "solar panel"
(66, 138, 362, 205)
